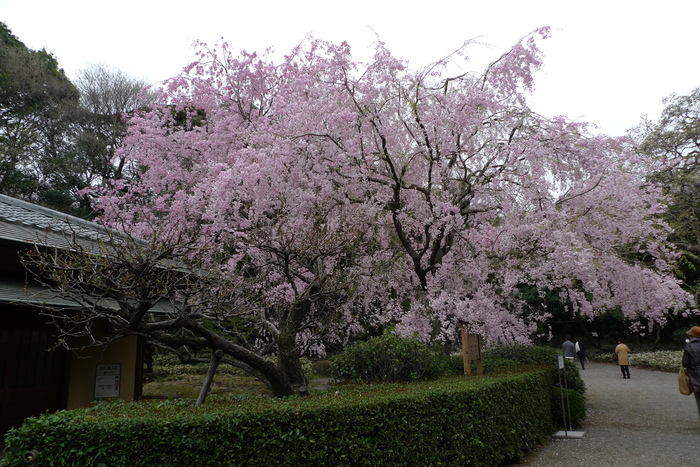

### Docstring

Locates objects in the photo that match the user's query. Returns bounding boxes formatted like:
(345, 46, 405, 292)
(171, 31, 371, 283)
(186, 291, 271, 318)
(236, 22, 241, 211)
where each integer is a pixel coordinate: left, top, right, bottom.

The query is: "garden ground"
(504, 361, 699, 466)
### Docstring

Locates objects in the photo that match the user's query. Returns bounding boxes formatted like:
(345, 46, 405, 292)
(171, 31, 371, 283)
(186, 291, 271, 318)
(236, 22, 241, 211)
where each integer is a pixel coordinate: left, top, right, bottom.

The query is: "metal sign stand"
(553, 355, 585, 439)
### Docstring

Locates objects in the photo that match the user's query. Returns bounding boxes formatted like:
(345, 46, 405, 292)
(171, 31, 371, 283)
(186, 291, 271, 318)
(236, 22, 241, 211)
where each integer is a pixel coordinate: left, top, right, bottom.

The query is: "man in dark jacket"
(682, 326, 700, 422)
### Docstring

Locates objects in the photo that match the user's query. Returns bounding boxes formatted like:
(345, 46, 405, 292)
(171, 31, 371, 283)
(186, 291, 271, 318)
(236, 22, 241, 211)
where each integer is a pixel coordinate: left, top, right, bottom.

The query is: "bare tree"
(75, 63, 157, 116)
(68, 65, 159, 207)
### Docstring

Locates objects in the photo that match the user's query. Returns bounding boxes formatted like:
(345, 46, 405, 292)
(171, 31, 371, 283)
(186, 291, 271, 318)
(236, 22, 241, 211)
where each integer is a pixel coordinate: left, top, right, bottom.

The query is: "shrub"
(330, 334, 448, 382)
(558, 359, 586, 395)
(550, 386, 586, 429)
(483, 344, 586, 395)
(146, 353, 247, 381)
(672, 329, 691, 350)
(588, 348, 684, 373)
(625, 350, 683, 372)
(586, 348, 615, 362)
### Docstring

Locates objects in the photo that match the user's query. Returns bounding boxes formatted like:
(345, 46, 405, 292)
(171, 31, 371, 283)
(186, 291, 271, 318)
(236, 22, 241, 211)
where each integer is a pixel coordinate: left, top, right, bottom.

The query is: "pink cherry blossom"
(98, 28, 694, 362)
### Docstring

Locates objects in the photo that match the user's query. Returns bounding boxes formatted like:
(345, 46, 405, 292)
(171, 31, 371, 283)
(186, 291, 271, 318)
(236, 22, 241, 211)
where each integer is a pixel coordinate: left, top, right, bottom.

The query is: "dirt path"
(505, 362, 699, 466)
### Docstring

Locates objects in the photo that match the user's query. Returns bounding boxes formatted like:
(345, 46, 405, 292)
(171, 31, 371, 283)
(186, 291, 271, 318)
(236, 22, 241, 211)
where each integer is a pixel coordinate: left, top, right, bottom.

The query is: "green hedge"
(2, 368, 552, 467)
(483, 345, 586, 395)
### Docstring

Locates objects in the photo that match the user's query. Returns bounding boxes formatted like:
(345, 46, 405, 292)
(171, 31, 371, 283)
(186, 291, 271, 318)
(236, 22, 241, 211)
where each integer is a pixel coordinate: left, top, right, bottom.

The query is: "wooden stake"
(462, 324, 471, 375)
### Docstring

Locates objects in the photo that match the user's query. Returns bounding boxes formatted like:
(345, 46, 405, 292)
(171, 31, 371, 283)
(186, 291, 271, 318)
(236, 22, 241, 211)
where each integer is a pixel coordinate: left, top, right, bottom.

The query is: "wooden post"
(462, 324, 471, 375)
(461, 325, 483, 376)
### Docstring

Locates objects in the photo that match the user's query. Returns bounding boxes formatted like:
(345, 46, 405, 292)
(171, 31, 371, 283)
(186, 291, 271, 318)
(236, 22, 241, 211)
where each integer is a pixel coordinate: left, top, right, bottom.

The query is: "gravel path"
(504, 361, 700, 466)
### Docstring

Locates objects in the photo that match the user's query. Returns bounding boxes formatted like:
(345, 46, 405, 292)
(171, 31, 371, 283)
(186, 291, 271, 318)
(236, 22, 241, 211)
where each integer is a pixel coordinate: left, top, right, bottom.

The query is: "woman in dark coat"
(682, 326, 700, 422)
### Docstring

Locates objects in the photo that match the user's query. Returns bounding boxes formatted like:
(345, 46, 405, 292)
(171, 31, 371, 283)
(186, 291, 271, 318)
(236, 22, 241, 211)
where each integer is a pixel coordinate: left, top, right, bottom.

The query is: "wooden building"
(0, 194, 145, 434)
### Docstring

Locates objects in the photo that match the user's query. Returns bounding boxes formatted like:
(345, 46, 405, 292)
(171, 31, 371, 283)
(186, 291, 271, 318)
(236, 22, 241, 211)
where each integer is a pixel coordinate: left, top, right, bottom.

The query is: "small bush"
(550, 386, 586, 429)
(672, 329, 691, 350)
(330, 334, 448, 382)
(558, 359, 586, 395)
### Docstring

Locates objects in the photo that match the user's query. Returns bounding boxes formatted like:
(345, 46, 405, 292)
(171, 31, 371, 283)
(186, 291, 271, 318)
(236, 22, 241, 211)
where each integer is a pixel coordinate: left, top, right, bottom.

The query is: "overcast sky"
(3, 0, 699, 136)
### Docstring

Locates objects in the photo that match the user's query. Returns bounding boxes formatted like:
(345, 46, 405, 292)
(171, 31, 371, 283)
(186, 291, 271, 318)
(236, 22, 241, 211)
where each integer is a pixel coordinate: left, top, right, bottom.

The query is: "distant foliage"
(634, 86, 700, 306)
(330, 334, 448, 382)
(147, 362, 245, 380)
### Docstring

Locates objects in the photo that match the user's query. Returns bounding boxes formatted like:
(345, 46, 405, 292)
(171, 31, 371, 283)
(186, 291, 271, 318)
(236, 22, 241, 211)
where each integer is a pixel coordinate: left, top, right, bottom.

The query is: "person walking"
(615, 339, 631, 379)
(562, 336, 576, 361)
(575, 339, 587, 370)
(682, 326, 700, 422)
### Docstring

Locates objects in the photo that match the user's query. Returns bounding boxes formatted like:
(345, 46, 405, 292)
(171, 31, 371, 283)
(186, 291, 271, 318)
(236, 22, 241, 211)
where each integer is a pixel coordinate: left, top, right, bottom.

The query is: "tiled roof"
(0, 280, 79, 307)
(0, 194, 111, 248)
(0, 278, 175, 312)
(0, 194, 174, 313)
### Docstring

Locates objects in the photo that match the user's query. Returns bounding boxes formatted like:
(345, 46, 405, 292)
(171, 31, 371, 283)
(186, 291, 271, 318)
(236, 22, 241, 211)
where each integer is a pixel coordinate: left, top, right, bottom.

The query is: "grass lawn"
(142, 373, 272, 399)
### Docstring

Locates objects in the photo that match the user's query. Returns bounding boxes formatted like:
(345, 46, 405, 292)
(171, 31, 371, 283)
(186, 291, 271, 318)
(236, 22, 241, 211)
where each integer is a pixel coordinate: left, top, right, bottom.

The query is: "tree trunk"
(272, 299, 311, 396)
(149, 314, 309, 398)
(652, 323, 662, 351)
(196, 350, 222, 406)
(575, 315, 598, 348)
(276, 329, 309, 396)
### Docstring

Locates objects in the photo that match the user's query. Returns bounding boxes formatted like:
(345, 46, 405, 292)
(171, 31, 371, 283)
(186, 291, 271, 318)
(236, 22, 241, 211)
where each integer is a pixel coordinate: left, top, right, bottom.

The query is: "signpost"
(461, 326, 483, 375)
(553, 355, 585, 439)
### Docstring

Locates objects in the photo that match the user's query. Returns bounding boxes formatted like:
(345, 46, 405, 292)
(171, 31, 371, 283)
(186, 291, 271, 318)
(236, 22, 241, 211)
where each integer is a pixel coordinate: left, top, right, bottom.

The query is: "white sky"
(3, 0, 699, 136)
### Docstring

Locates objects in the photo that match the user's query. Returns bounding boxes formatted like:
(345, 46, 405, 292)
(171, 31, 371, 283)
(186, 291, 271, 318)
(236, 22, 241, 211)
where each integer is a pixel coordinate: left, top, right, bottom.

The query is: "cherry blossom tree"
(91, 29, 693, 395)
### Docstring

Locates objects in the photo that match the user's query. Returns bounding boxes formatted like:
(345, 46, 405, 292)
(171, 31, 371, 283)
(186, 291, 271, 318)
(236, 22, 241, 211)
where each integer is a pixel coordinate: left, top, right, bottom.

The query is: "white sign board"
(558, 355, 565, 370)
(95, 363, 121, 398)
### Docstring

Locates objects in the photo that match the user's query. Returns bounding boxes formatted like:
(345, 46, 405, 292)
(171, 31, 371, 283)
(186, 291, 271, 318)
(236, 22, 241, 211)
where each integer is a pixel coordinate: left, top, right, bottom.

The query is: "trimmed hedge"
(483, 344, 586, 395)
(2, 368, 552, 467)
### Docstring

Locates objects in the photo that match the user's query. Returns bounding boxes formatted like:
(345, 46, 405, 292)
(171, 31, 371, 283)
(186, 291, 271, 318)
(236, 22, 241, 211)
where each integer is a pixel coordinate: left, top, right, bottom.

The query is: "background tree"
(38, 64, 158, 216)
(0, 24, 156, 216)
(71, 64, 158, 204)
(0, 22, 79, 205)
(633, 87, 700, 306)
